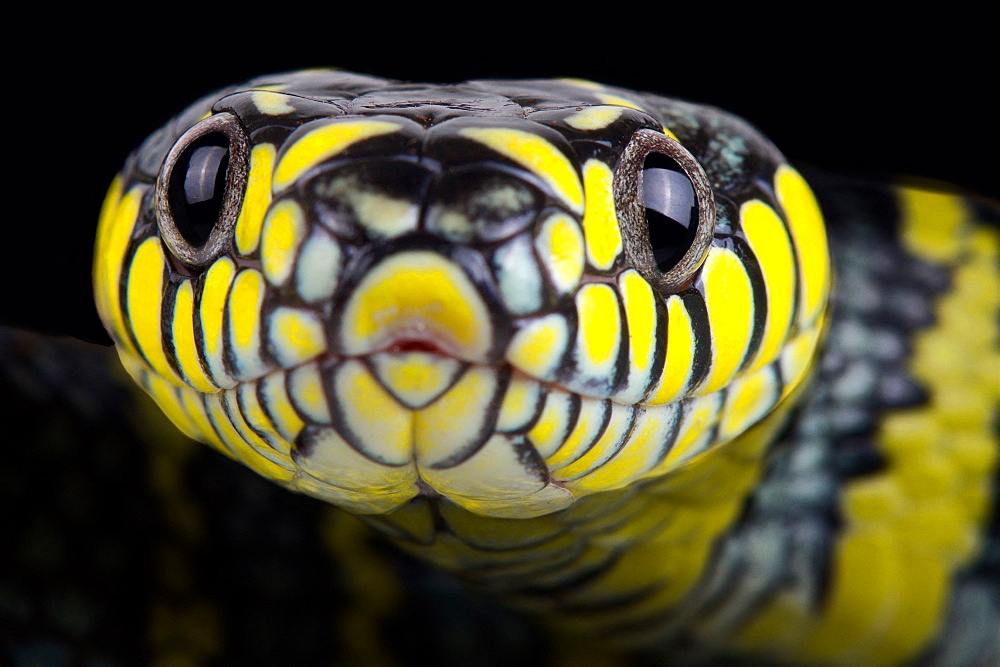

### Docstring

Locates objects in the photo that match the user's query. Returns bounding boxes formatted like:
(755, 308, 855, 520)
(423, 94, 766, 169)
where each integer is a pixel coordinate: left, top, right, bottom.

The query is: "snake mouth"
(385, 338, 448, 354)
(128, 308, 816, 520)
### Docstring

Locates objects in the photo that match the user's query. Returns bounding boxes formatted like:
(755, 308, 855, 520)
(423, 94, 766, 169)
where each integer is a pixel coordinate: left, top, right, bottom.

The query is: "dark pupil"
(640, 152, 697, 272)
(169, 133, 231, 247)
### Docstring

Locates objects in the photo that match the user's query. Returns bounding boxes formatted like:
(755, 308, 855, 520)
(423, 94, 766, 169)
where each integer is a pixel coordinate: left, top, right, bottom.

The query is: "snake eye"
(617, 129, 714, 292)
(155, 112, 249, 267)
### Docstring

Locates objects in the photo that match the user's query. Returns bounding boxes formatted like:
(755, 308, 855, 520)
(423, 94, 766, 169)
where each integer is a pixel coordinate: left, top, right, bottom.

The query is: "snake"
(4, 68, 998, 665)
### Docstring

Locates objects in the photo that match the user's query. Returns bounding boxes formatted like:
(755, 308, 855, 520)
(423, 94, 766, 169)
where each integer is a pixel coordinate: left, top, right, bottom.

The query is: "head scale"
(95, 69, 830, 518)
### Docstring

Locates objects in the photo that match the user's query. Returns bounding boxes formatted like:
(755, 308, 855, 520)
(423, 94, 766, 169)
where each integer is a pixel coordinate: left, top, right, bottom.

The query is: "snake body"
(5, 69, 998, 664)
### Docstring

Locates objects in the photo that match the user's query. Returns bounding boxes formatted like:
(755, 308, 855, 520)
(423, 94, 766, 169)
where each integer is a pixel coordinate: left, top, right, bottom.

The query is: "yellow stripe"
(237, 383, 293, 457)
(757, 194, 999, 664)
(274, 119, 401, 192)
(580, 159, 623, 270)
(125, 238, 186, 387)
(741, 200, 796, 370)
(170, 280, 218, 392)
(795, 531, 902, 662)
(458, 127, 584, 214)
(617, 270, 659, 402)
(198, 257, 237, 387)
(569, 404, 677, 493)
(644, 295, 695, 404)
(544, 397, 608, 470)
(534, 212, 585, 295)
(716, 365, 780, 440)
(178, 386, 228, 453)
(207, 392, 294, 482)
(653, 393, 724, 472)
(234, 143, 277, 255)
(144, 370, 205, 442)
(574, 284, 622, 377)
(227, 269, 268, 380)
(223, 390, 295, 471)
(553, 402, 633, 480)
(94, 180, 140, 355)
(695, 247, 754, 395)
(776, 165, 829, 328)
(527, 390, 575, 458)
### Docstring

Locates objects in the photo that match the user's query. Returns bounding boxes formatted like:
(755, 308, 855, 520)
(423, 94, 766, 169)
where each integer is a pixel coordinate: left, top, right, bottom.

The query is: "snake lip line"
(217, 346, 658, 411)
(382, 338, 448, 354)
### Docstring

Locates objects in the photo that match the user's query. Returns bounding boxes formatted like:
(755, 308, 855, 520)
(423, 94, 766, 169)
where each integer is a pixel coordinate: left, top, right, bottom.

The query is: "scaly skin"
(8, 69, 995, 665)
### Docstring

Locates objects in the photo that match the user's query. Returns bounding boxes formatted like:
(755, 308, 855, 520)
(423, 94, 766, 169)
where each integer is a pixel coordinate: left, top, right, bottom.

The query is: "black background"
(8, 22, 995, 344)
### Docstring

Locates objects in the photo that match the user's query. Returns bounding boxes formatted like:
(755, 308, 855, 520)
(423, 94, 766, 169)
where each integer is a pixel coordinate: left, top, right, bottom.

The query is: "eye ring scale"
(154, 112, 250, 268)
(615, 128, 716, 293)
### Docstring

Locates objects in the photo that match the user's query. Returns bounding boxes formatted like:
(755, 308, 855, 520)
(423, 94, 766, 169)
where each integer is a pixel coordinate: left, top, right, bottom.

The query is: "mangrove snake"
(4, 69, 998, 665)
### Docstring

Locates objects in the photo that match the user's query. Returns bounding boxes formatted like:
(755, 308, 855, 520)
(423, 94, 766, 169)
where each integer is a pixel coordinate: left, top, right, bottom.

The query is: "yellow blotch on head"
(458, 127, 584, 214)
(251, 90, 296, 116)
(534, 212, 585, 295)
(261, 199, 306, 286)
(565, 105, 624, 131)
(288, 363, 332, 424)
(273, 119, 402, 192)
(414, 366, 502, 467)
(269, 307, 327, 368)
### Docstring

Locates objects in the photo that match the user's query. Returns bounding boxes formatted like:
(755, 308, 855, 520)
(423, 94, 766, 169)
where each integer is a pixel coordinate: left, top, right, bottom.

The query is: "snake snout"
(337, 248, 502, 364)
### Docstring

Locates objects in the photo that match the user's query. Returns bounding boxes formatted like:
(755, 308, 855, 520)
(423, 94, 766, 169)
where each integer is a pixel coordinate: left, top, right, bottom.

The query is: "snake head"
(94, 69, 830, 518)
